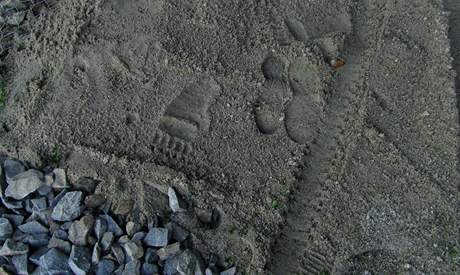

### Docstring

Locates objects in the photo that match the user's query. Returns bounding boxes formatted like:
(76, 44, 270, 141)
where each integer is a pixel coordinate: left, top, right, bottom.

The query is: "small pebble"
(168, 187, 186, 213)
(92, 243, 101, 265)
(52, 168, 69, 189)
(94, 217, 108, 240)
(156, 242, 181, 261)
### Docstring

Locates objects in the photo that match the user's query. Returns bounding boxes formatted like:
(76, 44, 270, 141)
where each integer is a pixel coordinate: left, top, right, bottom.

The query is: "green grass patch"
(271, 200, 280, 210)
(51, 147, 61, 164)
(449, 246, 459, 258)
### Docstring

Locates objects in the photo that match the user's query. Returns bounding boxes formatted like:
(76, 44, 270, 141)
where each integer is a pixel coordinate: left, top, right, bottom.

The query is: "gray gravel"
(0, 157, 236, 274)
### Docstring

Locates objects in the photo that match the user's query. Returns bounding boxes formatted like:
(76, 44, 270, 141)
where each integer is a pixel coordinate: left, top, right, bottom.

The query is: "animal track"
(255, 54, 325, 145)
(159, 77, 221, 142)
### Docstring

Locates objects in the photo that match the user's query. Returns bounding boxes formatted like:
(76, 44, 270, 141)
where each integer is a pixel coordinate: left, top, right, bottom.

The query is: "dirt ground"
(0, 0, 459, 274)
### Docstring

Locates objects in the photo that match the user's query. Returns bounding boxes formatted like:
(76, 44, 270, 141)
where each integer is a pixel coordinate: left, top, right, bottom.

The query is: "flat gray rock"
(5, 169, 46, 200)
(143, 227, 169, 247)
(51, 191, 84, 222)
(18, 220, 48, 234)
(0, 217, 13, 241)
(168, 187, 185, 213)
(0, 239, 28, 256)
(156, 242, 181, 261)
(94, 217, 107, 240)
(69, 245, 92, 275)
(39, 248, 72, 274)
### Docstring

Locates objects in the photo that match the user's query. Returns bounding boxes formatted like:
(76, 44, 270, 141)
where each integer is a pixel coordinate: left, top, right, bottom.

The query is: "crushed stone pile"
(0, 156, 235, 275)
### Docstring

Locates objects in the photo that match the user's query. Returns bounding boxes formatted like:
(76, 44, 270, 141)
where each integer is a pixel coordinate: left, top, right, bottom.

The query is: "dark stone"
(51, 191, 84, 222)
(2, 214, 23, 227)
(142, 263, 158, 275)
(73, 177, 97, 194)
(0, 218, 13, 241)
(29, 246, 48, 265)
(100, 214, 123, 236)
(166, 222, 189, 242)
(220, 267, 236, 275)
(39, 248, 72, 274)
(68, 245, 92, 275)
(144, 248, 159, 264)
(0, 239, 28, 256)
(3, 159, 25, 183)
(197, 208, 222, 229)
(84, 194, 106, 208)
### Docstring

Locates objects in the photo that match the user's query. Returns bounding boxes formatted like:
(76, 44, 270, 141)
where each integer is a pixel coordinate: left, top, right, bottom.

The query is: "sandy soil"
(0, 0, 459, 274)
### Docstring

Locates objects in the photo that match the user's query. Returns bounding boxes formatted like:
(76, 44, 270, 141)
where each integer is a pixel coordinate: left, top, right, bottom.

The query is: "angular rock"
(0, 197, 23, 212)
(118, 235, 130, 245)
(31, 197, 47, 212)
(52, 168, 69, 189)
(39, 248, 72, 274)
(0, 218, 13, 241)
(37, 184, 53, 196)
(144, 248, 159, 264)
(2, 214, 23, 227)
(12, 254, 28, 275)
(29, 246, 48, 265)
(168, 187, 186, 213)
(112, 199, 134, 216)
(23, 233, 50, 248)
(175, 249, 204, 275)
(0, 239, 28, 256)
(101, 232, 114, 252)
(5, 169, 45, 200)
(51, 190, 67, 208)
(51, 191, 84, 222)
(69, 245, 91, 275)
(100, 214, 123, 236)
(220, 267, 236, 275)
(111, 244, 125, 264)
(142, 263, 158, 275)
(143, 227, 169, 247)
(123, 241, 144, 262)
(68, 215, 94, 246)
(84, 194, 106, 208)
(166, 222, 189, 242)
(3, 159, 25, 183)
(94, 217, 107, 240)
(122, 259, 141, 275)
(0, 0, 27, 11)
(48, 235, 71, 254)
(73, 177, 97, 194)
(125, 221, 139, 237)
(53, 229, 69, 241)
(197, 208, 222, 229)
(92, 243, 101, 265)
(131, 232, 146, 245)
(156, 242, 181, 261)
(96, 259, 115, 275)
(18, 221, 48, 234)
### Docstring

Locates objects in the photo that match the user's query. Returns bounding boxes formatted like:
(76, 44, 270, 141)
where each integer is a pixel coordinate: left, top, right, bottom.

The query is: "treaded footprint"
(285, 56, 325, 144)
(254, 55, 289, 134)
(159, 77, 221, 142)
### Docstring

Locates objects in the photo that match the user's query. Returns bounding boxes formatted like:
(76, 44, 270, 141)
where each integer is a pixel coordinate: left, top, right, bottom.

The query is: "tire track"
(268, 0, 394, 273)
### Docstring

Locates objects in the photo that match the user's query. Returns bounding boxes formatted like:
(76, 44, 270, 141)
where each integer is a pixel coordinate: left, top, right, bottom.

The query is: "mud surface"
(0, 0, 459, 274)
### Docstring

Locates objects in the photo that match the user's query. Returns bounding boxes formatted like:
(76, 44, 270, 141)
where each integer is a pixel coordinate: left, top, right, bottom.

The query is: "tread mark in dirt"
(159, 77, 221, 142)
(301, 250, 333, 275)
